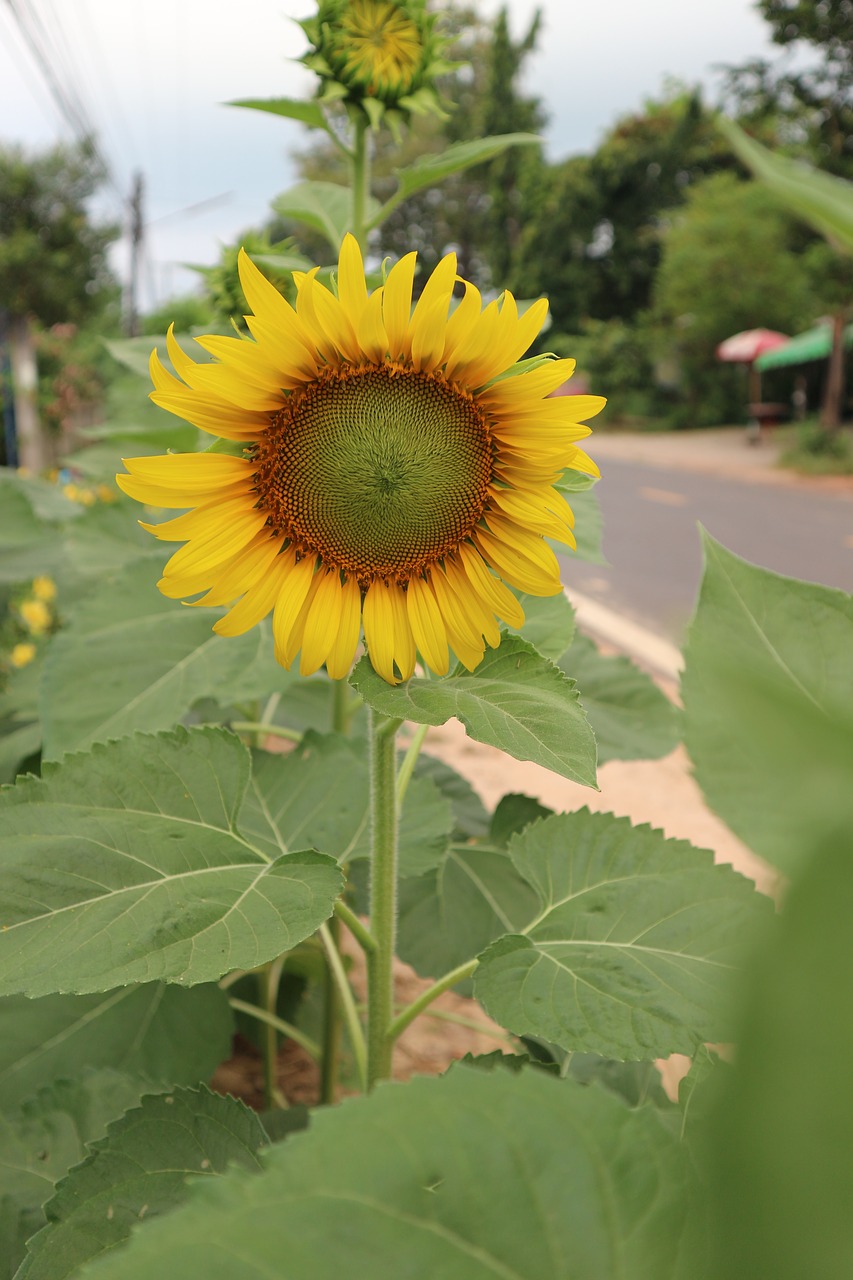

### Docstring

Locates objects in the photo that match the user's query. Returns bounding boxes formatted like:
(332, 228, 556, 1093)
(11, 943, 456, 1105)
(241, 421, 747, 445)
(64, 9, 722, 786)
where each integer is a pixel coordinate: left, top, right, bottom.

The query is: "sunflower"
(300, 0, 451, 126)
(117, 236, 602, 685)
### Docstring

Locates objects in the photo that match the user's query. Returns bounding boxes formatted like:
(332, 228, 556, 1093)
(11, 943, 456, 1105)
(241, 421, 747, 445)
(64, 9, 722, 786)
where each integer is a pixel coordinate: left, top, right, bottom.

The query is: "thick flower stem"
(351, 116, 371, 254)
(366, 708, 399, 1089)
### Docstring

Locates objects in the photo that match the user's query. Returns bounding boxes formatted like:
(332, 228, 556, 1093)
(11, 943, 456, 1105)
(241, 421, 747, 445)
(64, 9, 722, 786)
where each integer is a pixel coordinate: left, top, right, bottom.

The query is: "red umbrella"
(716, 328, 789, 363)
(716, 329, 790, 404)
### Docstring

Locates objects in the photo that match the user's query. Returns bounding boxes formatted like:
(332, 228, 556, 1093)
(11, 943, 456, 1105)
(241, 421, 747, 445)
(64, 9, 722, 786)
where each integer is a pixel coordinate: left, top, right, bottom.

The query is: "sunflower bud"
(299, 0, 454, 130)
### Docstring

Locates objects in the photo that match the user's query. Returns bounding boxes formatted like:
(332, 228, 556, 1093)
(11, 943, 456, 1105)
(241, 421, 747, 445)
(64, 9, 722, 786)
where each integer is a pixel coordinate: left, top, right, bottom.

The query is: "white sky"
(0, 0, 786, 310)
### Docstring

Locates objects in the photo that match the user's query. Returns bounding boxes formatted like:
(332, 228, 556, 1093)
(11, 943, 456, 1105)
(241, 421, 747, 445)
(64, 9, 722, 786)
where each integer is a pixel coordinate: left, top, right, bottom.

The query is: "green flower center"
(254, 364, 493, 585)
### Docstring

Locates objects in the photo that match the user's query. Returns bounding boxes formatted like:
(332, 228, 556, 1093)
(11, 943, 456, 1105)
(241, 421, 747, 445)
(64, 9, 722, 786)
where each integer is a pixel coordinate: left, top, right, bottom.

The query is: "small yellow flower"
(96, 483, 117, 504)
(10, 642, 36, 669)
(62, 483, 80, 502)
(31, 576, 57, 603)
(19, 598, 52, 636)
(119, 236, 603, 686)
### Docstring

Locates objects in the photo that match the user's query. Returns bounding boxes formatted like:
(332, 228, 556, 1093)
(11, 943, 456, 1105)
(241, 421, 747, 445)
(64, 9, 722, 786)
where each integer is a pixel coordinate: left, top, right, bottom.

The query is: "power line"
(1, 0, 124, 204)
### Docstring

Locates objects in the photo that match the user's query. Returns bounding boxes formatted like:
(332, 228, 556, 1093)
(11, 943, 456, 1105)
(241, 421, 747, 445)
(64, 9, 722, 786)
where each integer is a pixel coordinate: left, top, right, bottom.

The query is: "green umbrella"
(756, 322, 853, 370)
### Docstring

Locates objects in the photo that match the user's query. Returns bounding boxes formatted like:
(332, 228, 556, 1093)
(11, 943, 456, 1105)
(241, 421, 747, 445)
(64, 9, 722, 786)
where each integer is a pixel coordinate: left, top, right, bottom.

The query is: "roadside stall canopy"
(716, 329, 790, 364)
(755, 322, 853, 371)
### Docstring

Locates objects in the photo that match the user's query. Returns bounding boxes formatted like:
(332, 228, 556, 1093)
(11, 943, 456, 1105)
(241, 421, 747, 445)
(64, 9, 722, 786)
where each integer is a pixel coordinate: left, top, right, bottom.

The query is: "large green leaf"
(707, 836, 853, 1280)
(682, 534, 853, 872)
(397, 843, 538, 982)
(718, 117, 853, 253)
(509, 589, 575, 660)
(239, 733, 450, 875)
(561, 632, 680, 763)
(0, 1070, 151, 1277)
(40, 557, 291, 759)
(0, 478, 65, 584)
(272, 182, 379, 252)
(18, 1087, 268, 1280)
(228, 96, 331, 131)
(474, 810, 771, 1060)
(0, 984, 232, 1110)
(351, 633, 597, 786)
(0, 727, 342, 996)
(60, 501, 158, 581)
(81, 1067, 691, 1280)
(375, 132, 540, 219)
(412, 753, 490, 840)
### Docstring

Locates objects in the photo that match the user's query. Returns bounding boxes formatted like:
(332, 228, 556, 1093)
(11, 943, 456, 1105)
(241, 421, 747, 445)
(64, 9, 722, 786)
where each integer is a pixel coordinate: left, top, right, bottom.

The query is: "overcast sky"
(0, 0, 787, 309)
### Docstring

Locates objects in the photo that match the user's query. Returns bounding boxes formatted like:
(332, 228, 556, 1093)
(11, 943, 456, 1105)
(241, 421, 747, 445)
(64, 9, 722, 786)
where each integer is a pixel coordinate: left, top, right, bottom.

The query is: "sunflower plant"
(0, 11, 797, 1280)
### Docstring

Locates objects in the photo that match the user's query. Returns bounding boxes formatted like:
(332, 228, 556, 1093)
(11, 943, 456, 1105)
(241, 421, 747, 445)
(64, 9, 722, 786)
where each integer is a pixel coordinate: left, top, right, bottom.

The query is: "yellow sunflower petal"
(300, 570, 345, 676)
(388, 581, 416, 681)
(474, 523, 562, 596)
(271, 553, 315, 664)
(213, 554, 290, 637)
(382, 252, 417, 359)
(189, 533, 282, 608)
(408, 251, 456, 352)
(443, 556, 501, 648)
(363, 579, 399, 683)
(121, 454, 252, 487)
(337, 233, 369, 328)
(441, 280, 482, 365)
(429, 565, 485, 659)
(281, 570, 323, 668)
(480, 359, 577, 405)
(406, 575, 449, 676)
(326, 576, 363, 680)
(358, 288, 389, 363)
(457, 543, 525, 627)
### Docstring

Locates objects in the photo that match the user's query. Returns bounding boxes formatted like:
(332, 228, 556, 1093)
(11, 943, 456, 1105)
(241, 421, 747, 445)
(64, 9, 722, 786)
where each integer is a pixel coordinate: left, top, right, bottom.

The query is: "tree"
(517, 88, 737, 337)
(654, 171, 817, 424)
(721, 0, 853, 177)
(0, 142, 118, 469)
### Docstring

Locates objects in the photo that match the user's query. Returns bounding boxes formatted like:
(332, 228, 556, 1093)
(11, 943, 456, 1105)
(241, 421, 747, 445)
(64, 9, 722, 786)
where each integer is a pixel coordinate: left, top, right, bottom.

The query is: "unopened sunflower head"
(118, 237, 603, 686)
(299, 0, 453, 129)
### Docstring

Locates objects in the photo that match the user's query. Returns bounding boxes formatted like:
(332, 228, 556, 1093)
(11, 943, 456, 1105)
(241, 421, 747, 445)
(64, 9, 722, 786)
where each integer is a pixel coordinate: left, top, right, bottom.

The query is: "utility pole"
(127, 170, 144, 337)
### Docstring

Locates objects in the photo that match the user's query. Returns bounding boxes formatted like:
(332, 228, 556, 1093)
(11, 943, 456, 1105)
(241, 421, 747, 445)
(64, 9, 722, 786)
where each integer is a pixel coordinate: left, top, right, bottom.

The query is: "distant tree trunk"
(820, 310, 847, 431)
(8, 315, 47, 471)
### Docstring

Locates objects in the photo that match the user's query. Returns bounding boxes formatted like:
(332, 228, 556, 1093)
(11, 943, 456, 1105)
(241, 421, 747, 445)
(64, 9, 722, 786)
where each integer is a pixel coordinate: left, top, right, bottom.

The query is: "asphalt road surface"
(561, 459, 853, 643)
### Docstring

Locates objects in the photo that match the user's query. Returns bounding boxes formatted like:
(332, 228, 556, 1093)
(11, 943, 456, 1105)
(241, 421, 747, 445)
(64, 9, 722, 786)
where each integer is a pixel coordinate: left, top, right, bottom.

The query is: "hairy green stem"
(230, 994, 320, 1059)
(335, 898, 378, 953)
(350, 116, 371, 253)
(366, 710, 399, 1088)
(387, 959, 479, 1042)
(231, 721, 302, 744)
(396, 722, 429, 808)
(319, 921, 368, 1094)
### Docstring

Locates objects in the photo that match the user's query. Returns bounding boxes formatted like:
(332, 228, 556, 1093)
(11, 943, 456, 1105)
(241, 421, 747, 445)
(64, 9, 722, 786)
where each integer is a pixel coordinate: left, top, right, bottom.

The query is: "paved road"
(560, 458, 853, 643)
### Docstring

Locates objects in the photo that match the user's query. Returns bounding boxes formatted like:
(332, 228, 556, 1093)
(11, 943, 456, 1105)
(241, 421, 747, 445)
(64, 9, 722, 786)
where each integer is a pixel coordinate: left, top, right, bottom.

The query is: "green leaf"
(0, 727, 343, 995)
(509, 589, 575, 660)
(561, 632, 680, 763)
(718, 117, 853, 253)
(0, 1070, 151, 1277)
(103, 338, 159, 380)
(80, 1068, 692, 1280)
(351, 633, 598, 787)
(40, 557, 291, 759)
(397, 844, 538, 982)
(558, 481, 605, 564)
(488, 793, 553, 847)
(238, 732, 370, 863)
(386, 133, 540, 207)
(18, 1087, 268, 1280)
(412, 753, 490, 841)
(0, 984, 233, 1110)
(474, 810, 771, 1059)
(227, 96, 331, 131)
(682, 534, 853, 872)
(272, 182, 380, 252)
(238, 733, 450, 875)
(707, 835, 853, 1280)
(60, 501, 157, 582)
(0, 477, 65, 584)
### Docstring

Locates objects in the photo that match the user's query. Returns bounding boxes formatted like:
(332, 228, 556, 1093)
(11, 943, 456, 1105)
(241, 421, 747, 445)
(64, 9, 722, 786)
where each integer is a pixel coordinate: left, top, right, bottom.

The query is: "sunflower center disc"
(254, 364, 493, 584)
